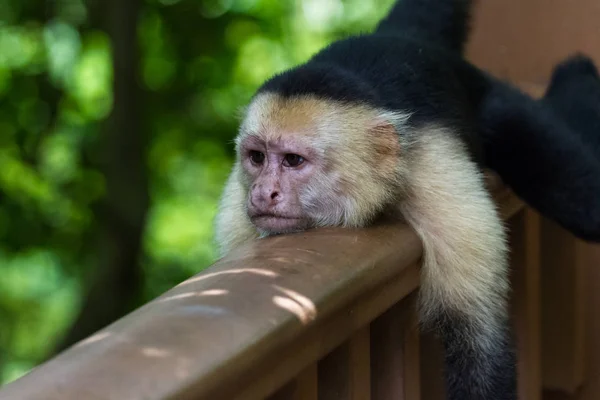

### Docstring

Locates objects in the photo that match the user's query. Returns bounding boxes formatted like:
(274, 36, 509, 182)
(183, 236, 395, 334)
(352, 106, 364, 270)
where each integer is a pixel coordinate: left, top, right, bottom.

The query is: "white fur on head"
(236, 92, 412, 229)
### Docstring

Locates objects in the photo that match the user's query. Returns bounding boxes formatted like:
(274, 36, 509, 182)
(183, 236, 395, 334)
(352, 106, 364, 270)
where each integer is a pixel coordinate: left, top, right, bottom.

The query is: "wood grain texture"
(540, 219, 588, 393)
(543, 245, 600, 400)
(0, 223, 422, 400)
(269, 364, 318, 400)
(318, 327, 371, 400)
(510, 209, 542, 400)
(371, 293, 420, 400)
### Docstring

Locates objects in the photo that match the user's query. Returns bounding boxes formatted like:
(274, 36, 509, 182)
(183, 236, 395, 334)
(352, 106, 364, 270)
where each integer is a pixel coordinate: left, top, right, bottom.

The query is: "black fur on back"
(375, 0, 473, 53)
(258, 61, 380, 104)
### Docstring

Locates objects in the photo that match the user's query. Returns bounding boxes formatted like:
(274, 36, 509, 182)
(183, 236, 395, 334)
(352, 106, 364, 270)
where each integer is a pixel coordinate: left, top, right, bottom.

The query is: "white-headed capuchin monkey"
(214, 0, 600, 399)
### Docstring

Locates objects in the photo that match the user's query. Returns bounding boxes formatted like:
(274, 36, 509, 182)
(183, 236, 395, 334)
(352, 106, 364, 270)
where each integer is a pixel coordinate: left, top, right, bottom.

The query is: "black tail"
(375, 0, 474, 53)
(438, 315, 517, 400)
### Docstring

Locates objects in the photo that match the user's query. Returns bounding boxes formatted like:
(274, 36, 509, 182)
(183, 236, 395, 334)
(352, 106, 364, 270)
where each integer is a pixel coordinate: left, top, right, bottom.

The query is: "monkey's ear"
(367, 119, 402, 178)
(369, 119, 401, 157)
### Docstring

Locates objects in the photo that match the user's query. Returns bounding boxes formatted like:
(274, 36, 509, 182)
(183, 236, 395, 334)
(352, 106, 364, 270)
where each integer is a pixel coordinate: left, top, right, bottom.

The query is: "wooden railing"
(0, 219, 424, 399)
(0, 174, 564, 400)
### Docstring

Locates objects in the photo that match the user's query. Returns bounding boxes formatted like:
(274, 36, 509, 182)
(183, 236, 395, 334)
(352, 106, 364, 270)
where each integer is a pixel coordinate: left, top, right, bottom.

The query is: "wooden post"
(540, 220, 588, 393)
(509, 208, 541, 399)
(269, 365, 318, 400)
(370, 293, 420, 400)
(318, 327, 371, 400)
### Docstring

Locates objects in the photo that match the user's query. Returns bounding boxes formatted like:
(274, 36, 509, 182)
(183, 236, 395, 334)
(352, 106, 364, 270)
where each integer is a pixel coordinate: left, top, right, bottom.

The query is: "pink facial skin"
(240, 135, 318, 234)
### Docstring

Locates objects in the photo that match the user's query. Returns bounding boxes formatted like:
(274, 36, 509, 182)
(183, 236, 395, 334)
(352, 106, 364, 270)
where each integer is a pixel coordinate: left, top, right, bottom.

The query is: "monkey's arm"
(543, 55, 600, 154)
(478, 55, 600, 242)
(214, 165, 259, 257)
(401, 127, 515, 399)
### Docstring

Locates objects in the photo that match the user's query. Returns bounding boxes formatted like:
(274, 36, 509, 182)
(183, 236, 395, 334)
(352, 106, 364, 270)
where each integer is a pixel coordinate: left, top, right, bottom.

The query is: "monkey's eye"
(283, 153, 304, 167)
(249, 150, 265, 165)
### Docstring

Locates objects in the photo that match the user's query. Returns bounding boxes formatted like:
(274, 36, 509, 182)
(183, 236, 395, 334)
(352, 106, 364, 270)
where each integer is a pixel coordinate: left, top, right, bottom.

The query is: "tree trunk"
(55, 0, 149, 352)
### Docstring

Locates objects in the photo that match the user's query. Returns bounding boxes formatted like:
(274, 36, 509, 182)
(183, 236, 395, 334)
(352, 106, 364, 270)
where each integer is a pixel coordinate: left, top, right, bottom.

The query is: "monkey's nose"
(251, 186, 281, 210)
(263, 189, 280, 206)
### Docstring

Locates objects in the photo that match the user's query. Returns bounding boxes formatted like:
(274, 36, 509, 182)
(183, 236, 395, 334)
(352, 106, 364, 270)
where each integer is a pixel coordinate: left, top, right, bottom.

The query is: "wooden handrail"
(0, 175, 523, 400)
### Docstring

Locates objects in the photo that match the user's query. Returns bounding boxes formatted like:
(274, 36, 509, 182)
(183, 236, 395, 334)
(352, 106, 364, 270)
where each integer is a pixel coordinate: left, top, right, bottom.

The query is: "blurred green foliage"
(0, 0, 394, 384)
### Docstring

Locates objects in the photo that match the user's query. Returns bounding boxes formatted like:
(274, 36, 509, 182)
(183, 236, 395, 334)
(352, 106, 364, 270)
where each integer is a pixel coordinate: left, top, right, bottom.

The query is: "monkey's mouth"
(250, 214, 306, 233)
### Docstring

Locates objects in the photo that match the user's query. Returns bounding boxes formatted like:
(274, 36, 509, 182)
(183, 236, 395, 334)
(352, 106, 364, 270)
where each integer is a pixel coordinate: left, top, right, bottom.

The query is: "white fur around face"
(213, 163, 258, 257)
(214, 93, 413, 256)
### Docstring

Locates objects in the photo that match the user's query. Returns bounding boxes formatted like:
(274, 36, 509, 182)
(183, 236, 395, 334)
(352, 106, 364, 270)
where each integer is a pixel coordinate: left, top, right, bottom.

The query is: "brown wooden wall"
(467, 0, 600, 83)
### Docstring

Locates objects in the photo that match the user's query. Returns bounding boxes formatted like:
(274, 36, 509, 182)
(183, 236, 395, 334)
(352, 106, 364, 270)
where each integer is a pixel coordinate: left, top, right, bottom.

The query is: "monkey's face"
(239, 133, 316, 235)
(235, 93, 407, 236)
